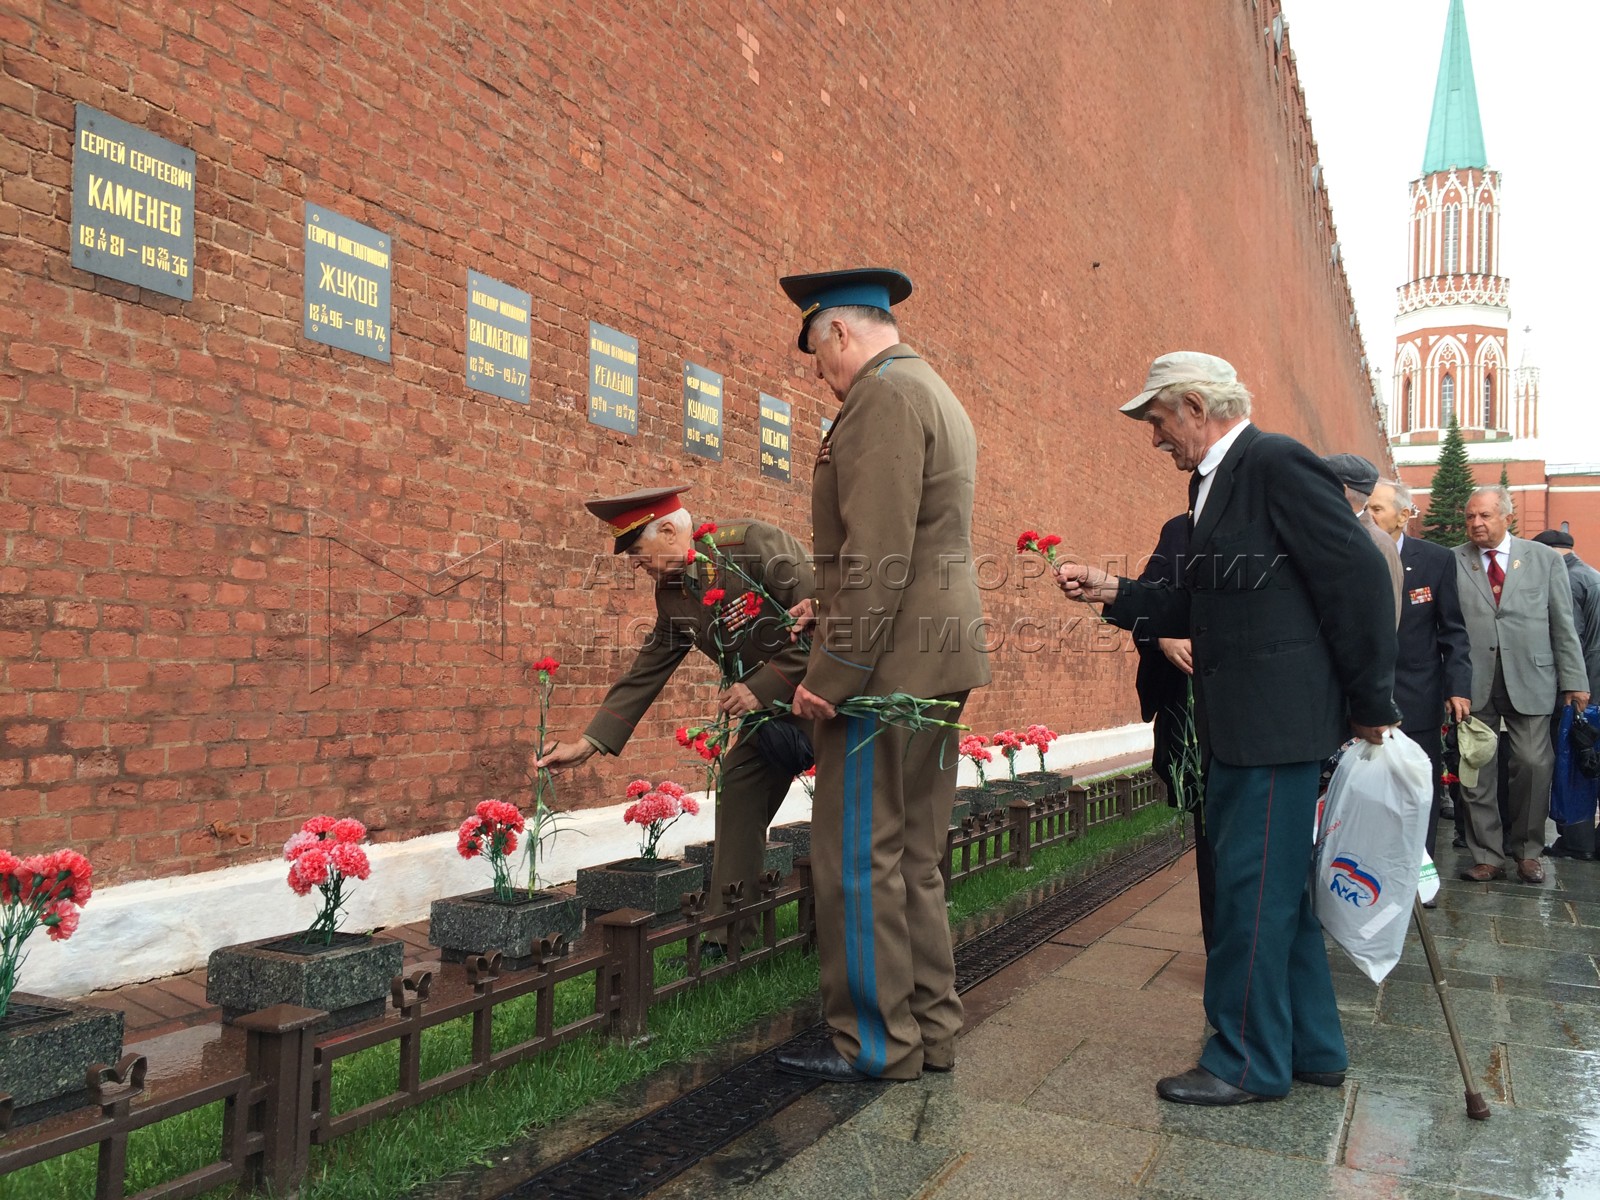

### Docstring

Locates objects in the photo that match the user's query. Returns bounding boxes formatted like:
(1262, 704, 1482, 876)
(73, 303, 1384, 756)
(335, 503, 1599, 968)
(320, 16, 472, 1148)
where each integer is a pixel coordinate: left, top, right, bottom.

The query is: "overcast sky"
(1286, 0, 1599, 461)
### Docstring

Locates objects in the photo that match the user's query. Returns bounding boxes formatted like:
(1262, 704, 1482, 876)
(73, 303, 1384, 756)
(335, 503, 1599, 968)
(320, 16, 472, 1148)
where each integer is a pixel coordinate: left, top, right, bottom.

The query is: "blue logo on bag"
(1328, 855, 1381, 907)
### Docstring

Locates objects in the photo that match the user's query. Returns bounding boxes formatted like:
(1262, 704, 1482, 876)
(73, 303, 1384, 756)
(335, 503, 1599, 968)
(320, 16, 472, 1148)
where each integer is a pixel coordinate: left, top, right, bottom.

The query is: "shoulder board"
(713, 524, 748, 547)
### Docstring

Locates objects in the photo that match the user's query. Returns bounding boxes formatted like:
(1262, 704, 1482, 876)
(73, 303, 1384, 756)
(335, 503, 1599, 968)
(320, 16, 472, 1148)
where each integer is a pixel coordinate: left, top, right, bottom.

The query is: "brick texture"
(0, 0, 1388, 883)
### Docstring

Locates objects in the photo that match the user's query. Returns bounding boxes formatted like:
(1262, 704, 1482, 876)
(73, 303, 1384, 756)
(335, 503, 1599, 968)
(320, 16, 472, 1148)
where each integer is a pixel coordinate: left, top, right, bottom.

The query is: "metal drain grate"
(501, 831, 1187, 1199)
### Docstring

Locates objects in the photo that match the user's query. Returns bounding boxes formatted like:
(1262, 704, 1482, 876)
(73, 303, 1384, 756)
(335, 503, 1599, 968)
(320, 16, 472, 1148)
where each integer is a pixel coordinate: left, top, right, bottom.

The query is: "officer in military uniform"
(536, 485, 815, 947)
(774, 269, 991, 1083)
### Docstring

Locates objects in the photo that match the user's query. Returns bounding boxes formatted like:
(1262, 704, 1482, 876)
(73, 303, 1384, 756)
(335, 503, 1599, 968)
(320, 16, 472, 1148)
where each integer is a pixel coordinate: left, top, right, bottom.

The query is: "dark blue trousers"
(1197, 758, 1346, 1096)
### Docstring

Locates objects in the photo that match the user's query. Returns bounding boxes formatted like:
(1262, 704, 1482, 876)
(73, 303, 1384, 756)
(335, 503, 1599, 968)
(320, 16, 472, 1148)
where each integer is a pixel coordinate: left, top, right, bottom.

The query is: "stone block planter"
(576, 857, 704, 926)
(0, 994, 124, 1125)
(770, 821, 811, 861)
(948, 797, 972, 827)
(965, 785, 1009, 814)
(207, 932, 405, 1032)
(682, 839, 796, 881)
(429, 888, 582, 970)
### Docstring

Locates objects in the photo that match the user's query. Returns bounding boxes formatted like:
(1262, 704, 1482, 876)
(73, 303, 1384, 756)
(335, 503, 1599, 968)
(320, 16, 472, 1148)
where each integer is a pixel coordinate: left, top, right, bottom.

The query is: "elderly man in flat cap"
(1057, 351, 1400, 1106)
(774, 268, 990, 1083)
(1532, 527, 1600, 861)
(536, 484, 815, 951)
(1322, 453, 1404, 625)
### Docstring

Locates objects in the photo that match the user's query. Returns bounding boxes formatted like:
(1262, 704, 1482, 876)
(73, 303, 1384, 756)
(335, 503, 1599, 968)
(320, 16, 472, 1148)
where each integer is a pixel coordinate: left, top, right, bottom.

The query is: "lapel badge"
(1512, 559, 1521, 569)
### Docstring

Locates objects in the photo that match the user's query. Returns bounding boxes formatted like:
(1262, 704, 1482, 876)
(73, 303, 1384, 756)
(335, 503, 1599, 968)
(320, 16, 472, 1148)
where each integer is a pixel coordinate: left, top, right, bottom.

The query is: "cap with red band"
(583, 484, 692, 554)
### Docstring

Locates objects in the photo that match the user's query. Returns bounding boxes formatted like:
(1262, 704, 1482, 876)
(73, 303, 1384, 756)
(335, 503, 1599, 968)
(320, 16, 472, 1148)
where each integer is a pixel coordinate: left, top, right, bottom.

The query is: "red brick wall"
(1, 0, 1385, 883)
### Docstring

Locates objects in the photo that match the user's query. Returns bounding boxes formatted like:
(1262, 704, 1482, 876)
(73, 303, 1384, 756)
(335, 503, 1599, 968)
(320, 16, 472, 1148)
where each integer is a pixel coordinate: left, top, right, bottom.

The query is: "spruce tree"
(1498, 464, 1519, 535)
(1423, 417, 1474, 547)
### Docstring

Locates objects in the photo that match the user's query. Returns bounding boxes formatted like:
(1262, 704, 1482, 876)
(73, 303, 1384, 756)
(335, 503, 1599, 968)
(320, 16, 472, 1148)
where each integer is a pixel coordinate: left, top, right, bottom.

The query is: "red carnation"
(532, 656, 560, 675)
(702, 587, 726, 606)
(626, 779, 652, 798)
(1039, 534, 1062, 551)
(693, 522, 718, 540)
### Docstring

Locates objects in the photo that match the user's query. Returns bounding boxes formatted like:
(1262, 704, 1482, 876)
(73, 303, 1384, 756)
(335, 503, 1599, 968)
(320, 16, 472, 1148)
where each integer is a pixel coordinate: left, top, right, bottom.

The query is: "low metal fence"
(0, 767, 1160, 1197)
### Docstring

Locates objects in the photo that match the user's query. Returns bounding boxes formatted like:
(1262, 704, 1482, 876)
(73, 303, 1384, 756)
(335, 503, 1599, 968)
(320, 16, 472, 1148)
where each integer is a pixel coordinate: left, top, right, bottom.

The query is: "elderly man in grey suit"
(1454, 486, 1590, 884)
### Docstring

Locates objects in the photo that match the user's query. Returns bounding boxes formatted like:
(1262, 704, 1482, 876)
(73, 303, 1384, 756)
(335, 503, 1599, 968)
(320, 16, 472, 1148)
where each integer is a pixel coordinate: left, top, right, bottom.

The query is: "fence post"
(87, 1052, 147, 1200)
(1067, 784, 1088, 840)
(1007, 798, 1033, 870)
(596, 908, 655, 1041)
(1114, 775, 1134, 821)
(238, 1003, 323, 1199)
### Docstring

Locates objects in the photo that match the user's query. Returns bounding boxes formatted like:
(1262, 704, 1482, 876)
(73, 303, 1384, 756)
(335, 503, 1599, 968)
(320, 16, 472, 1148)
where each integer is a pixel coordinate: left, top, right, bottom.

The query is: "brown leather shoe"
(1459, 863, 1506, 882)
(1517, 858, 1546, 884)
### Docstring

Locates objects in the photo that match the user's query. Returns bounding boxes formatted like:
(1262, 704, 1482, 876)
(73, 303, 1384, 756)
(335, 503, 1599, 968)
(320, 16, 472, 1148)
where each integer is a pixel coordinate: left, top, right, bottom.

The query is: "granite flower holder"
(575, 857, 705, 926)
(428, 888, 582, 970)
(682, 839, 795, 882)
(206, 931, 404, 1032)
(770, 821, 812, 861)
(0, 994, 124, 1126)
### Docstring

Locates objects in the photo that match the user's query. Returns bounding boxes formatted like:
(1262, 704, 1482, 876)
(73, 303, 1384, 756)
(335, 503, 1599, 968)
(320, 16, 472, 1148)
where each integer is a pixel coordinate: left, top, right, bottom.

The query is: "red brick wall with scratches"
(0, 0, 1387, 883)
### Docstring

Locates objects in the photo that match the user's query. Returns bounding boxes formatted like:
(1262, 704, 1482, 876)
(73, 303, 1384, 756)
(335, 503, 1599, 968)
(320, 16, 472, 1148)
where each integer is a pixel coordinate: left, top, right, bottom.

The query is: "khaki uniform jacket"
(584, 520, 815, 754)
(1452, 536, 1586, 714)
(804, 344, 992, 703)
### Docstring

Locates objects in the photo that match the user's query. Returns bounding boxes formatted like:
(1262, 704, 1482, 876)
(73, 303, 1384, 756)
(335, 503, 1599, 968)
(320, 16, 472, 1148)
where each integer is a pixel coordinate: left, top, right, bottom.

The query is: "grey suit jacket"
(1453, 537, 1587, 714)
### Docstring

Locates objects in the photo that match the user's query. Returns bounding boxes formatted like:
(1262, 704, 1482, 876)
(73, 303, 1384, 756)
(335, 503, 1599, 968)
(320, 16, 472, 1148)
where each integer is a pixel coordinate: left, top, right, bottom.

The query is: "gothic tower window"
(1441, 373, 1455, 426)
(1442, 205, 1461, 274)
(1404, 377, 1415, 432)
(1482, 372, 1494, 429)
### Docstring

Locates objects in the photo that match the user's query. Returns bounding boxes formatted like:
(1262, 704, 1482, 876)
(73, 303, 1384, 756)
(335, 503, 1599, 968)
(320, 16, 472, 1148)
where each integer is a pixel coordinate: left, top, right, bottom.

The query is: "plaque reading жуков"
(588, 322, 639, 434)
(71, 105, 195, 299)
(304, 203, 392, 362)
(466, 270, 531, 403)
(682, 363, 724, 461)
(759, 394, 792, 482)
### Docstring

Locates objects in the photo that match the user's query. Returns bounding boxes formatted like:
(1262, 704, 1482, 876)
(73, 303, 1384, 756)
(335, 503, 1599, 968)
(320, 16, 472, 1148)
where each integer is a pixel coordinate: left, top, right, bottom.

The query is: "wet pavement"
(650, 845, 1600, 1200)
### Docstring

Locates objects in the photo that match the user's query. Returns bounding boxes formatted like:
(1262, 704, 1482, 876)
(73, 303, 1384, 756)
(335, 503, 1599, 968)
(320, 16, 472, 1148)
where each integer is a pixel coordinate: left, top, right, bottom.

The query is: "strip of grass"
(6, 788, 1178, 1200)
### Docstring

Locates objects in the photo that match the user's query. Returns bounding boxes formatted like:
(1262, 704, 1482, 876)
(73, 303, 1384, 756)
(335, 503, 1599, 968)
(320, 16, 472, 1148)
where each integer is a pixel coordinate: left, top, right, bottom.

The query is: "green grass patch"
(5, 785, 1177, 1200)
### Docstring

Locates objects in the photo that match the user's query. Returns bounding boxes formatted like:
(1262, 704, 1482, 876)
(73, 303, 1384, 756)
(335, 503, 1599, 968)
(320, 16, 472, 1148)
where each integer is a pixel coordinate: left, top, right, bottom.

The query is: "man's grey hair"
(1378, 478, 1415, 511)
(1152, 379, 1254, 420)
(808, 304, 897, 349)
(652, 508, 692, 538)
(1470, 485, 1515, 517)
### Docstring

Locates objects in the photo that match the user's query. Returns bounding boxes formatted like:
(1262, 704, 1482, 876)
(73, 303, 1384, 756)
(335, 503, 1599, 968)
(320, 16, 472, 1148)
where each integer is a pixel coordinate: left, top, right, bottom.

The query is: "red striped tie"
(1486, 549, 1504, 605)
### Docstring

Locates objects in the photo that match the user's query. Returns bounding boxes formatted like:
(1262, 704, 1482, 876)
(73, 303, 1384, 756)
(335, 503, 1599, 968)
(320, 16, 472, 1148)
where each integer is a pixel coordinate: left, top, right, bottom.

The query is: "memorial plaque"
(466, 270, 531, 403)
(759, 393, 792, 482)
(304, 203, 392, 362)
(71, 105, 195, 299)
(682, 362, 724, 461)
(588, 322, 639, 434)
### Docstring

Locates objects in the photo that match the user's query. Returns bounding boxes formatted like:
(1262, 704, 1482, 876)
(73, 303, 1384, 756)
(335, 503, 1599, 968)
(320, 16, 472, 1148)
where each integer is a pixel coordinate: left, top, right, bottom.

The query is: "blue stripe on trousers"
(843, 712, 887, 1074)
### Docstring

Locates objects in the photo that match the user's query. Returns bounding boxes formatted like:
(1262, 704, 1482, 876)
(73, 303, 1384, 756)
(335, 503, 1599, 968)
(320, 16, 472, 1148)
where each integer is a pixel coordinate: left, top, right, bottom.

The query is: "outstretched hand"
(534, 739, 596, 771)
(1055, 561, 1118, 604)
(791, 684, 836, 721)
(787, 597, 818, 641)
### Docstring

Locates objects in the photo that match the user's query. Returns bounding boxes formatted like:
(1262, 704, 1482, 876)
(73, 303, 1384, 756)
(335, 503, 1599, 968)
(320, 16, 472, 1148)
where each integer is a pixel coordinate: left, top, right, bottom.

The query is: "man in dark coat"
(1132, 514, 1216, 951)
(1057, 350, 1400, 1106)
(1364, 479, 1472, 858)
(1533, 527, 1600, 859)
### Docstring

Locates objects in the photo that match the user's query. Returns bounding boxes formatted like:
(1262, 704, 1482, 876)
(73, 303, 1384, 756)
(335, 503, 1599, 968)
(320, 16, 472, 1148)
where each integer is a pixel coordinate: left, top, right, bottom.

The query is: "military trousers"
(705, 722, 801, 945)
(1197, 758, 1346, 1097)
(810, 692, 968, 1079)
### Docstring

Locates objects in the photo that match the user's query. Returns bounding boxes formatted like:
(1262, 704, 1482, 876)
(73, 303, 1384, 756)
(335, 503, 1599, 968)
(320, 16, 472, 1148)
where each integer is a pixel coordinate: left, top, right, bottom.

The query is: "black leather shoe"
(1452, 834, 1467, 849)
(923, 1060, 954, 1073)
(775, 1045, 891, 1083)
(1293, 1070, 1346, 1087)
(1156, 1067, 1279, 1106)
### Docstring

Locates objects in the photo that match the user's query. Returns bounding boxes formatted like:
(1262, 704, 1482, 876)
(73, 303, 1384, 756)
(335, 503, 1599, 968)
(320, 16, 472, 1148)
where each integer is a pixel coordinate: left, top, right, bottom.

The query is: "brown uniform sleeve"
(582, 602, 696, 754)
(739, 522, 816, 708)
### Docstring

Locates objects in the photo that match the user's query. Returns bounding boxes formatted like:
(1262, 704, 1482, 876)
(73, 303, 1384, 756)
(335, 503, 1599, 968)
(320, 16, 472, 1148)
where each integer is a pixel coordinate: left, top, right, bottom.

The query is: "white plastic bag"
(1312, 731, 1434, 982)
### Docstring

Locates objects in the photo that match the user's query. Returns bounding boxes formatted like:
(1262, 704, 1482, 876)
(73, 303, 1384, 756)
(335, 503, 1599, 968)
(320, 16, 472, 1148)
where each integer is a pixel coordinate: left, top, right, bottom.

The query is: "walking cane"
(1411, 893, 1491, 1120)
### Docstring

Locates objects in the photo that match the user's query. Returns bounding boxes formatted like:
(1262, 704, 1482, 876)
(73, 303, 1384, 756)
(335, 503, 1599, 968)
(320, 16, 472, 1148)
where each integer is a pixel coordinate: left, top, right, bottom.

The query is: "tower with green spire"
(1422, 0, 1487, 176)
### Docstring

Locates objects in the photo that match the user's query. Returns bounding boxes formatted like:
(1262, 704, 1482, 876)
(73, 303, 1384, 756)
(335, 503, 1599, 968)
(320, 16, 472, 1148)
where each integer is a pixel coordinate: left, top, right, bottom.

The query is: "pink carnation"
(657, 780, 686, 799)
(457, 815, 484, 858)
(302, 815, 336, 835)
(331, 818, 367, 844)
(329, 841, 371, 881)
(681, 795, 700, 816)
(476, 799, 523, 829)
(626, 779, 652, 799)
(43, 900, 80, 942)
(288, 845, 330, 893)
(284, 830, 320, 860)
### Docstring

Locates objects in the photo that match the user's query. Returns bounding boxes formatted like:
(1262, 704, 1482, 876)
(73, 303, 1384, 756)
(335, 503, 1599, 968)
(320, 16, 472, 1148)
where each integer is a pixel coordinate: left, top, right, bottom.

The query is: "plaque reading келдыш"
(587, 322, 639, 435)
(682, 362, 724, 462)
(759, 393, 792, 482)
(71, 105, 195, 299)
(304, 203, 392, 362)
(466, 270, 531, 404)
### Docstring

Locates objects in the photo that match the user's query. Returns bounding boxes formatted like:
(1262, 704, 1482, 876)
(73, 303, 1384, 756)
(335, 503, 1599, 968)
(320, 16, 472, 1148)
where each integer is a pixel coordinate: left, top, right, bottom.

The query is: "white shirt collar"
(1395, 533, 1406, 553)
(1195, 420, 1251, 478)
(1483, 533, 1512, 561)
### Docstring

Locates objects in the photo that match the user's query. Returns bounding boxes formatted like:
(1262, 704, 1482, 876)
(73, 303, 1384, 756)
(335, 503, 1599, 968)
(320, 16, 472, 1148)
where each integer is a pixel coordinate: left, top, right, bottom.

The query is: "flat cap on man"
(1120, 351, 1239, 417)
(1321, 454, 1381, 497)
(1533, 528, 1575, 550)
(584, 484, 691, 554)
(779, 267, 913, 351)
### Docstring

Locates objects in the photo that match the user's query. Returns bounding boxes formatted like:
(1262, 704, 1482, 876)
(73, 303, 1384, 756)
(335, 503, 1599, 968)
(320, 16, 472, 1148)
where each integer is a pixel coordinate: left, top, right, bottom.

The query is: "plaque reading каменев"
(466, 270, 532, 404)
(682, 362, 724, 461)
(71, 105, 195, 299)
(759, 393, 792, 482)
(304, 203, 392, 362)
(587, 322, 639, 435)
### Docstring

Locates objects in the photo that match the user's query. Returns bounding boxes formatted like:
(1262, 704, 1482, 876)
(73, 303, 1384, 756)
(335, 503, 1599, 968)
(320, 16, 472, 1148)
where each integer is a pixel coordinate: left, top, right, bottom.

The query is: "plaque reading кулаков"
(682, 363, 724, 461)
(71, 104, 195, 299)
(304, 203, 392, 362)
(588, 322, 639, 435)
(466, 270, 531, 403)
(759, 394, 792, 482)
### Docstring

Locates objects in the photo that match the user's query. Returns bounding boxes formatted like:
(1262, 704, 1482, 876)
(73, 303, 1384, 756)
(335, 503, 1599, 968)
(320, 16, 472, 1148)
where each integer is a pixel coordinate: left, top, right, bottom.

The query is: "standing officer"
(775, 268, 990, 1083)
(536, 485, 815, 948)
(1057, 351, 1400, 1106)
